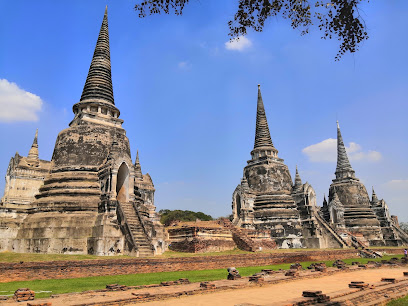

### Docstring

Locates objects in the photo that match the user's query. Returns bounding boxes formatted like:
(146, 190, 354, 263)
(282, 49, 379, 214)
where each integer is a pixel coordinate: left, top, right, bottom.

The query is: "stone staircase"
(313, 212, 349, 248)
(346, 232, 382, 258)
(218, 218, 258, 252)
(118, 201, 154, 257)
(393, 224, 408, 245)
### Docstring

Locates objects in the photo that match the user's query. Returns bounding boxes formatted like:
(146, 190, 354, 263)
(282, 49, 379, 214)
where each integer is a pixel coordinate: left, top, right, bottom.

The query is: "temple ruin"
(0, 8, 406, 256)
(232, 85, 407, 248)
(231, 85, 346, 249)
(321, 121, 408, 246)
(0, 7, 166, 256)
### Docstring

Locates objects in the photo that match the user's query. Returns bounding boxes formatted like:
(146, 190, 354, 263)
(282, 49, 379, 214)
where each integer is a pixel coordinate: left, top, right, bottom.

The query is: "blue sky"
(0, 1, 407, 221)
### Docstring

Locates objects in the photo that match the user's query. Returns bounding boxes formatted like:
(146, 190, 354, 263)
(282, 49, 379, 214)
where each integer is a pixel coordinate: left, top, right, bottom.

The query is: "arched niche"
(116, 162, 129, 202)
(331, 207, 338, 224)
(235, 193, 242, 218)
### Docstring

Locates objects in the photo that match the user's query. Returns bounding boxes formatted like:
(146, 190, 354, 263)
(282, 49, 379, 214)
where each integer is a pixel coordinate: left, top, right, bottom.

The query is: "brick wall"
(0, 248, 402, 283)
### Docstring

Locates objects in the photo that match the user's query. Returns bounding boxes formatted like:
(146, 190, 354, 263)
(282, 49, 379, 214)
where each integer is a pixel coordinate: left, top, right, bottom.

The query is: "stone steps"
(119, 201, 154, 257)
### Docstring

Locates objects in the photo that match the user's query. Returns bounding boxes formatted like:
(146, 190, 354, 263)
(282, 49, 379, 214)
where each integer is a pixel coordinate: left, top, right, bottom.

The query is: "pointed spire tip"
(80, 5, 114, 105)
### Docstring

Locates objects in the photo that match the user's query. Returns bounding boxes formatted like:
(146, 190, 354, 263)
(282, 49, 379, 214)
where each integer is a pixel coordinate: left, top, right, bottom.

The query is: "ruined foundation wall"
(87, 213, 125, 256)
(169, 238, 236, 253)
(13, 211, 99, 254)
(0, 210, 27, 252)
(1, 249, 403, 283)
(168, 226, 236, 253)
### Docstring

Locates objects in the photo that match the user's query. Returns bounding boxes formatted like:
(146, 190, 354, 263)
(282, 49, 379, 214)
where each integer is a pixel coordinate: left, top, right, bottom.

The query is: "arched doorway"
(235, 194, 242, 218)
(116, 163, 129, 202)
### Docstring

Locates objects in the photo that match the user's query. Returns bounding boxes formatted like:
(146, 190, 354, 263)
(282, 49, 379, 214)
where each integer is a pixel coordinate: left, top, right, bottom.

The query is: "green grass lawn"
(388, 294, 408, 306)
(0, 254, 403, 299)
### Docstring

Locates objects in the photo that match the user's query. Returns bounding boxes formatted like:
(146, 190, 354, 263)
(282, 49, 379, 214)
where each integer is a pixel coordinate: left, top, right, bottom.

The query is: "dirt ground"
(2, 267, 406, 306)
(140, 268, 407, 306)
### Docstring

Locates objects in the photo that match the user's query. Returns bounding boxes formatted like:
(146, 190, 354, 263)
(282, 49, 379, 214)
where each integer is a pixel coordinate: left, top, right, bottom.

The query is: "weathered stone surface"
(0, 7, 166, 257)
(14, 288, 35, 302)
(1, 130, 51, 210)
(232, 85, 348, 250)
(232, 85, 303, 248)
(227, 267, 241, 280)
(324, 121, 399, 247)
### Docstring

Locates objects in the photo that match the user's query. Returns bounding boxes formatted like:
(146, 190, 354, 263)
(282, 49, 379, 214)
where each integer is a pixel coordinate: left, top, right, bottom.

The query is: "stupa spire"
(254, 84, 274, 149)
(293, 166, 303, 191)
(80, 6, 114, 105)
(27, 129, 39, 167)
(134, 150, 143, 180)
(372, 187, 379, 203)
(335, 120, 355, 179)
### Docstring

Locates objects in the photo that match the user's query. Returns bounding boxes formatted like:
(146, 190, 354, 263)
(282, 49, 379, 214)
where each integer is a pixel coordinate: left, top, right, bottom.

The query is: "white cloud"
(0, 79, 43, 122)
(225, 36, 252, 51)
(383, 179, 408, 191)
(178, 61, 192, 70)
(302, 138, 382, 163)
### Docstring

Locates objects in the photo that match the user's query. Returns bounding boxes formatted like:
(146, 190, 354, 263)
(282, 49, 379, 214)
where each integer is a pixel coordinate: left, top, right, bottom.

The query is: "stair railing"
(131, 202, 155, 251)
(313, 212, 349, 248)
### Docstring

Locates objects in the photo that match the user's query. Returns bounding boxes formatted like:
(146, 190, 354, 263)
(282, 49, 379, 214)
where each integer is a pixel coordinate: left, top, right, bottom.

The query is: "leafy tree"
(159, 209, 213, 226)
(134, 0, 369, 60)
(400, 222, 408, 234)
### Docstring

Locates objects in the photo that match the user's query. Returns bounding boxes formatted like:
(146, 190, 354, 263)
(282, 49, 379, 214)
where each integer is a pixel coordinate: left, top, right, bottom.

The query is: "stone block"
(290, 263, 303, 270)
(249, 275, 264, 283)
(227, 267, 241, 280)
(14, 288, 35, 302)
(348, 281, 369, 288)
(285, 269, 299, 277)
(200, 282, 216, 289)
(106, 284, 127, 290)
(302, 290, 322, 297)
(381, 278, 398, 283)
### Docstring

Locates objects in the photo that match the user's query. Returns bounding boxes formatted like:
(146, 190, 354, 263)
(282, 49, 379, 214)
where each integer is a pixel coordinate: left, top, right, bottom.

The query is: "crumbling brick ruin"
(0, 7, 166, 256)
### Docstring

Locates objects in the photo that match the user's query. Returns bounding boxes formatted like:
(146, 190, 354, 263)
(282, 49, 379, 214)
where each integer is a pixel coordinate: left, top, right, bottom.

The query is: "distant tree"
(159, 209, 213, 226)
(134, 0, 369, 60)
(400, 222, 408, 234)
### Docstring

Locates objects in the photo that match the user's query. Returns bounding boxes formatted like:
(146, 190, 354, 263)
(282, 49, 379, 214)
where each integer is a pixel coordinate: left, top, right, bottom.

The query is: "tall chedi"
(9, 7, 166, 256)
(232, 85, 304, 248)
(326, 121, 384, 246)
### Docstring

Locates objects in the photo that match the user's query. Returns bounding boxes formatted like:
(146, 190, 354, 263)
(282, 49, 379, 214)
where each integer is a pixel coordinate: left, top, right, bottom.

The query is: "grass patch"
(388, 294, 408, 306)
(0, 254, 402, 299)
